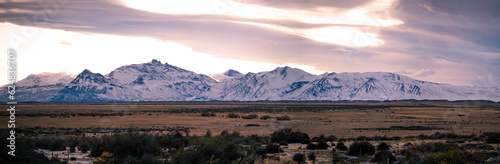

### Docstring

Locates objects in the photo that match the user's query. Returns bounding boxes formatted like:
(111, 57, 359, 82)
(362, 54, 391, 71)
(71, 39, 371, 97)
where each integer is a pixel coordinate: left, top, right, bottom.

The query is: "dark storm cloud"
(394, 0, 500, 50)
(379, 0, 500, 84)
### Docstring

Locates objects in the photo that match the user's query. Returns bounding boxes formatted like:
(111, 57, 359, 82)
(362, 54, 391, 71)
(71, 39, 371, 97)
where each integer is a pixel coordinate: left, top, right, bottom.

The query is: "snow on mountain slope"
(52, 69, 111, 102)
(209, 69, 243, 82)
(197, 66, 318, 100)
(0, 72, 76, 102)
(3, 60, 498, 102)
(199, 70, 500, 101)
(52, 59, 217, 101)
(16, 72, 76, 87)
(288, 72, 499, 101)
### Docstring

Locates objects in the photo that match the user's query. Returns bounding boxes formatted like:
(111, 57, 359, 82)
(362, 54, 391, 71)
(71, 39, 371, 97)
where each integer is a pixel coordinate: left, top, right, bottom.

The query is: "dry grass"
(3, 101, 499, 137)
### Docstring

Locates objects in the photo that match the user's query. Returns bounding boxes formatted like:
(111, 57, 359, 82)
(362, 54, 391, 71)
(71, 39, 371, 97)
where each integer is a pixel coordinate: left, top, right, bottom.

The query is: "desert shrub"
(402, 142, 482, 163)
(266, 144, 283, 153)
(244, 124, 260, 127)
(201, 112, 215, 117)
(308, 141, 328, 150)
(242, 114, 258, 119)
(139, 154, 160, 164)
(293, 153, 305, 164)
(347, 141, 375, 156)
(415, 132, 474, 140)
(227, 113, 239, 118)
(0, 132, 55, 164)
(202, 135, 243, 162)
(317, 141, 329, 149)
(377, 142, 391, 150)
(306, 143, 317, 150)
(276, 115, 291, 121)
(205, 129, 212, 137)
(80, 144, 89, 153)
(312, 134, 326, 142)
(255, 147, 267, 158)
(356, 135, 373, 141)
(279, 141, 288, 146)
(33, 138, 66, 150)
(270, 128, 310, 143)
(486, 157, 500, 164)
(100, 151, 113, 159)
(308, 152, 316, 161)
(243, 135, 266, 145)
(372, 135, 400, 141)
(372, 150, 396, 163)
(171, 131, 245, 163)
(336, 142, 348, 151)
(411, 142, 459, 154)
(485, 132, 500, 143)
(462, 143, 494, 150)
(89, 130, 164, 163)
(260, 115, 271, 120)
(424, 149, 480, 164)
(326, 135, 337, 141)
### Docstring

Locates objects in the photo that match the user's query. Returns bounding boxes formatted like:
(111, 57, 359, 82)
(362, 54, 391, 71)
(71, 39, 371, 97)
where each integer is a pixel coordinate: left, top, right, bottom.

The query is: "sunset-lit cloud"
(0, 0, 498, 87)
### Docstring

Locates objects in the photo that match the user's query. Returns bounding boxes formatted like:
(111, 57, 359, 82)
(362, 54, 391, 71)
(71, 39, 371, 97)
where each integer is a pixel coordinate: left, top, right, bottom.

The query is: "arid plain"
(6, 100, 499, 138)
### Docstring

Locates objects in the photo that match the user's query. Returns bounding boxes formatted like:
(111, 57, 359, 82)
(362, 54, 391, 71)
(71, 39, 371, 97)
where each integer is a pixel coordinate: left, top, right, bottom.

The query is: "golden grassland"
(3, 101, 499, 138)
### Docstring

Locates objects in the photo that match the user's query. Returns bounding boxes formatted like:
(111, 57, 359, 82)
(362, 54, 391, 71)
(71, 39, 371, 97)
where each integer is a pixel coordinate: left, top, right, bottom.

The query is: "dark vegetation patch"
(354, 126, 444, 131)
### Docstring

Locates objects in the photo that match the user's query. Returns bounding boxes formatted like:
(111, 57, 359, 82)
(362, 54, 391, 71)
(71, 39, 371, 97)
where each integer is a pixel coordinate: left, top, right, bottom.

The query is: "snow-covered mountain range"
(2, 60, 499, 102)
(209, 69, 244, 82)
(0, 72, 76, 102)
(52, 59, 216, 102)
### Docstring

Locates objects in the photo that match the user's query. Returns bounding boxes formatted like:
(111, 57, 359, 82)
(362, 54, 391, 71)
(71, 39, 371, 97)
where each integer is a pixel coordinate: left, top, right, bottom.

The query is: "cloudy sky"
(0, 0, 499, 87)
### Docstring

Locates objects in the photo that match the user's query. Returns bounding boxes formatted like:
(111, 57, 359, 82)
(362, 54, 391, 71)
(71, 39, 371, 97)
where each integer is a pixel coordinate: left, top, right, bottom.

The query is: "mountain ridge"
(2, 59, 498, 102)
